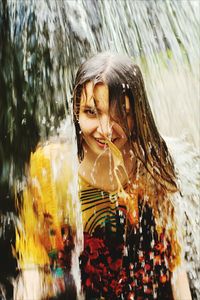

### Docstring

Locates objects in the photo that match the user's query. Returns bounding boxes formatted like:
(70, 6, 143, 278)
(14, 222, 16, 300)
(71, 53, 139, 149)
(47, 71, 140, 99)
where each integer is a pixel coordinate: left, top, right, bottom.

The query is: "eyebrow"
(80, 104, 96, 109)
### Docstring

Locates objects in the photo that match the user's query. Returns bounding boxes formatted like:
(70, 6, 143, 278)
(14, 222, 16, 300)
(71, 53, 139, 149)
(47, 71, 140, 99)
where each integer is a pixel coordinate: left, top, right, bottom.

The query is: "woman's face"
(78, 81, 133, 157)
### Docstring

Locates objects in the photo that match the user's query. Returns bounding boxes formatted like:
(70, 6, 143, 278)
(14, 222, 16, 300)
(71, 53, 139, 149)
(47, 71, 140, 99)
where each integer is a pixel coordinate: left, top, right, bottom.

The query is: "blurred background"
(0, 0, 199, 298)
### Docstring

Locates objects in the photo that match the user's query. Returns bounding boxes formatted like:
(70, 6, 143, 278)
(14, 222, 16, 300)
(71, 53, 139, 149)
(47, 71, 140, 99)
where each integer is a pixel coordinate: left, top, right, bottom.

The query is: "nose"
(97, 115, 113, 138)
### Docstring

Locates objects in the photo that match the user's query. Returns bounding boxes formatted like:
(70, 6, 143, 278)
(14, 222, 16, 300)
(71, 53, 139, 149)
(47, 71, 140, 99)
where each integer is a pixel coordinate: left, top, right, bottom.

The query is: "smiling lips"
(94, 137, 118, 148)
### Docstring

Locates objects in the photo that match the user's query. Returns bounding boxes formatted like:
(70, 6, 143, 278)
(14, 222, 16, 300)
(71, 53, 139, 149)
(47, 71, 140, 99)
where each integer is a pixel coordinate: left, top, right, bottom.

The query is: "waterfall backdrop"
(0, 0, 199, 299)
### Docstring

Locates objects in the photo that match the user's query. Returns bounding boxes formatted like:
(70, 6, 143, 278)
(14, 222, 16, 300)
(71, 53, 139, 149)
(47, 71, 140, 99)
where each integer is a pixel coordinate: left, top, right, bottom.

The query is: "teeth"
(96, 139, 107, 144)
(96, 138, 116, 144)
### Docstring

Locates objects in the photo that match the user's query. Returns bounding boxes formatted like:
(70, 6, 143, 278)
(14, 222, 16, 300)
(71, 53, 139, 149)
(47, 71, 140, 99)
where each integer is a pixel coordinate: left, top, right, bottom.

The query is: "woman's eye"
(84, 108, 97, 117)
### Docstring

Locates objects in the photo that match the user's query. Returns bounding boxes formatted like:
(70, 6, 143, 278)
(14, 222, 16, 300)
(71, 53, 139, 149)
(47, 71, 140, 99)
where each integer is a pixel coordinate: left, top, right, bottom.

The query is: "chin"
(94, 147, 110, 156)
(83, 138, 126, 157)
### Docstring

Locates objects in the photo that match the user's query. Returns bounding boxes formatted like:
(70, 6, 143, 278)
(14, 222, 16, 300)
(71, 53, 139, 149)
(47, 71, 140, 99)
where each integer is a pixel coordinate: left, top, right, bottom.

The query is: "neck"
(78, 143, 136, 192)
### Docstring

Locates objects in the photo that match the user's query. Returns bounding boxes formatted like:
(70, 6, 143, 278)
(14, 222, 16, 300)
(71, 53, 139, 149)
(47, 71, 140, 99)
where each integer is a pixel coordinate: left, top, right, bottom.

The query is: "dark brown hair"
(73, 52, 181, 270)
(73, 52, 177, 193)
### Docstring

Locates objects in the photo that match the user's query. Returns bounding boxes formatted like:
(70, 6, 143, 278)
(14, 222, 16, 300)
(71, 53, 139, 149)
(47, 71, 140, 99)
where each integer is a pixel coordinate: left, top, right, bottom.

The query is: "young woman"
(72, 52, 191, 300)
(16, 52, 192, 300)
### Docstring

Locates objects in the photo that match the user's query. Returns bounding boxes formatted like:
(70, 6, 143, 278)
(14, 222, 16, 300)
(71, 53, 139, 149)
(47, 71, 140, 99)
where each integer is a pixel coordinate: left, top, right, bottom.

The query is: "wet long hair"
(73, 52, 177, 193)
(73, 52, 181, 270)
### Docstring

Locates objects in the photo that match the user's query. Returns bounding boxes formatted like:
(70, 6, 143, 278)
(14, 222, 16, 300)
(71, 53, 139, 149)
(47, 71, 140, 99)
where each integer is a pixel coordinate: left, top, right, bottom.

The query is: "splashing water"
(0, 0, 199, 299)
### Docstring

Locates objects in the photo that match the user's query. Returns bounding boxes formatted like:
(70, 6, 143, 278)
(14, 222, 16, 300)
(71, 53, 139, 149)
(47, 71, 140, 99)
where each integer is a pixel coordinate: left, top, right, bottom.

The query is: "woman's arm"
(172, 269, 192, 300)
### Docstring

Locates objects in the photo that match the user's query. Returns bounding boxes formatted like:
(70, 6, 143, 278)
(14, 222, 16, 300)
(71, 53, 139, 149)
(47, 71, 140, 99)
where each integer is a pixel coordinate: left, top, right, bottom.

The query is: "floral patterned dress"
(79, 180, 173, 300)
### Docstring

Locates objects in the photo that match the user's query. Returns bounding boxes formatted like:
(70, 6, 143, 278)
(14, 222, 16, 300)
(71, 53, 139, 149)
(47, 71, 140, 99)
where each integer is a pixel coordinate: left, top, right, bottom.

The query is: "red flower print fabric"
(80, 202, 173, 300)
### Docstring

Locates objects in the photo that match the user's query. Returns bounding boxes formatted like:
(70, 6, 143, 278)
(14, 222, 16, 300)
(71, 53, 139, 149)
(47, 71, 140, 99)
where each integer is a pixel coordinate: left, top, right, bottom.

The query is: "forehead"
(81, 82, 108, 107)
(80, 81, 130, 110)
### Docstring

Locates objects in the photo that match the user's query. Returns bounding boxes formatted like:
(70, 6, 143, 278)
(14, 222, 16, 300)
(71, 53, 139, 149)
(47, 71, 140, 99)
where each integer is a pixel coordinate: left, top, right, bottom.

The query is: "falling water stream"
(0, 0, 199, 299)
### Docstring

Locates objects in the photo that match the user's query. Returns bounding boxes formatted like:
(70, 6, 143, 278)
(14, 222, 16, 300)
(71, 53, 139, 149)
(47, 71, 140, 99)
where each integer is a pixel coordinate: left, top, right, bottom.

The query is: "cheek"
(79, 116, 96, 135)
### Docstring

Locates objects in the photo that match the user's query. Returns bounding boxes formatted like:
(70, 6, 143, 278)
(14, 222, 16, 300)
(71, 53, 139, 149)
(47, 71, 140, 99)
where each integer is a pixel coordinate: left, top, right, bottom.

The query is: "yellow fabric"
(79, 177, 119, 234)
(16, 142, 76, 267)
